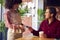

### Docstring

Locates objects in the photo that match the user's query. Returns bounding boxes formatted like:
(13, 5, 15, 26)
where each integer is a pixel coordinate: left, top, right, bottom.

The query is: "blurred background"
(0, 0, 60, 40)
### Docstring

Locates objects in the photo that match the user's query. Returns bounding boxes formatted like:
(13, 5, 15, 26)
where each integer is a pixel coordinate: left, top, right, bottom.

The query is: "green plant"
(19, 5, 29, 16)
(37, 8, 44, 21)
(19, 8, 26, 16)
(0, 21, 5, 32)
(0, 0, 3, 4)
(0, 21, 6, 40)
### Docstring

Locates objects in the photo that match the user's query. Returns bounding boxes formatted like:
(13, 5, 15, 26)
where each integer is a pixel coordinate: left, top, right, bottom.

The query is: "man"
(29, 7, 60, 39)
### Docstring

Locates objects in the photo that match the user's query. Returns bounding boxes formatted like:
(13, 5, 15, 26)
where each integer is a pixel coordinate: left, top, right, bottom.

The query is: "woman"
(4, 0, 24, 40)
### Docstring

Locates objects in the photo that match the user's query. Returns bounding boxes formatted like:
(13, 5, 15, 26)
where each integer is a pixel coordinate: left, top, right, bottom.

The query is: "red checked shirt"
(32, 18, 60, 38)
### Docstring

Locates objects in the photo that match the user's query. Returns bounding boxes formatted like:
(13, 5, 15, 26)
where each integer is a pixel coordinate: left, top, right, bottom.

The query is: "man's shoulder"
(55, 19, 60, 27)
(41, 19, 47, 23)
(56, 19, 60, 23)
(40, 19, 47, 25)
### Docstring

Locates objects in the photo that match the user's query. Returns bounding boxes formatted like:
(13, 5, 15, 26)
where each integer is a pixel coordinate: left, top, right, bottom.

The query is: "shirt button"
(48, 31, 49, 33)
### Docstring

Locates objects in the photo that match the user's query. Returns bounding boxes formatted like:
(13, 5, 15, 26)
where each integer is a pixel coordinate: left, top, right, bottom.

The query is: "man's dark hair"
(47, 7, 57, 18)
(5, 0, 22, 9)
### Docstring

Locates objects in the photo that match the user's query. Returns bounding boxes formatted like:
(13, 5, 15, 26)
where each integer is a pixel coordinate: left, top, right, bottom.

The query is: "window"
(0, 0, 5, 21)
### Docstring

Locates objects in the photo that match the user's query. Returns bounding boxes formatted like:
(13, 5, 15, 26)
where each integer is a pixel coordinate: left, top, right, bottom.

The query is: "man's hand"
(28, 27, 33, 32)
(43, 34, 47, 38)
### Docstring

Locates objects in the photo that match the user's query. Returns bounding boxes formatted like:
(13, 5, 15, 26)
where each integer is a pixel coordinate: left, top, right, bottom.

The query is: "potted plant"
(0, 21, 5, 40)
(0, 21, 5, 32)
(18, 3, 29, 16)
(38, 8, 44, 21)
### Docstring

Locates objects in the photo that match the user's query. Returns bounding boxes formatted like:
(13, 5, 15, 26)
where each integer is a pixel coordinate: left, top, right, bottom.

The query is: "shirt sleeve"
(31, 29, 39, 36)
(31, 21, 43, 36)
(38, 23, 43, 31)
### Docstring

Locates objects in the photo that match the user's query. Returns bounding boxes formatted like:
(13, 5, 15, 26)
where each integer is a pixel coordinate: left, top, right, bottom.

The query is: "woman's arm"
(4, 13, 13, 29)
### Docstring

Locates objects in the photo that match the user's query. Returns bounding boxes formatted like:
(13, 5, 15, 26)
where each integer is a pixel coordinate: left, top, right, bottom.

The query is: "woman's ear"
(51, 13, 53, 17)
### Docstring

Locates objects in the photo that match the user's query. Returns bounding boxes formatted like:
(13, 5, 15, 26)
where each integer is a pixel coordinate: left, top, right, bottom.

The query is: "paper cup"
(39, 31, 44, 38)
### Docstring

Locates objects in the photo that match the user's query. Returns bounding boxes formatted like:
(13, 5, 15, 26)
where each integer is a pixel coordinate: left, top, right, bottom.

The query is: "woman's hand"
(19, 25, 24, 29)
(12, 24, 16, 29)
(19, 25, 25, 32)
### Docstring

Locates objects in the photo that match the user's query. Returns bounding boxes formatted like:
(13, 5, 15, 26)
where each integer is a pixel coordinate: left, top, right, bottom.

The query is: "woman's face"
(13, 4, 19, 10)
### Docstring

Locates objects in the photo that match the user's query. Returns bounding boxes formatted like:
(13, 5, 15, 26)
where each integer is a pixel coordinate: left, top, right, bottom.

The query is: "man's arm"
(28, 21, 43, 36)
(31, 23, 43, 36)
